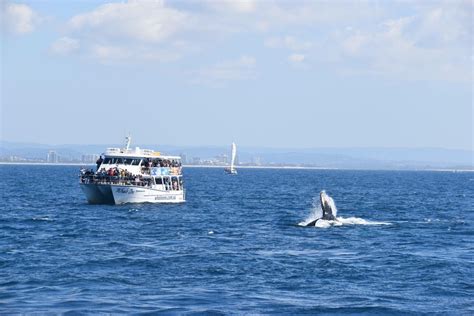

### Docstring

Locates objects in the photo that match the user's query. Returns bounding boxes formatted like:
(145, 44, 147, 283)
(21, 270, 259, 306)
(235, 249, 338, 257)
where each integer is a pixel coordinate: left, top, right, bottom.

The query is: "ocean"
(1, 165, 472, 314)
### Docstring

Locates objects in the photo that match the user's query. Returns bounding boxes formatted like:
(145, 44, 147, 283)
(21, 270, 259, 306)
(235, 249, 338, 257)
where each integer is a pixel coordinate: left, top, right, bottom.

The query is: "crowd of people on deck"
(79, 167, 183, 190)
(141, 158, 182, 174)
(95, 156, 182, 175)
(148, 158, 181, 168)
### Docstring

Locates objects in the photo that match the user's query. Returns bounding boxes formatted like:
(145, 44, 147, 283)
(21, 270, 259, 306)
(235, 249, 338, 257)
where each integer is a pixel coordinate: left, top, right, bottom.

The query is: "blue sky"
(1, 0, 472, 150)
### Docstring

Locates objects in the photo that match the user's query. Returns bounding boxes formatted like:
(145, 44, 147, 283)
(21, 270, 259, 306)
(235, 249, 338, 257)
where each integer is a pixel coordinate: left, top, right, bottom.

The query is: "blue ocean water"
(0, 165, 473, 314)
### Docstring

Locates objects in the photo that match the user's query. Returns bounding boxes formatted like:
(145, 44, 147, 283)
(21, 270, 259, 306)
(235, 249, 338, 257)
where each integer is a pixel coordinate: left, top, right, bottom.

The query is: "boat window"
(132, 159, 141, 166)
(103, 158, 112, 164)
(155, 177, 163, 185)
(123, 158, 133, 165)
(116, 158, 123, 164)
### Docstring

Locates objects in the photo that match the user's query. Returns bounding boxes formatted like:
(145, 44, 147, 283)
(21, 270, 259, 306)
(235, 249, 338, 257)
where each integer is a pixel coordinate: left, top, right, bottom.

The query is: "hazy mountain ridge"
(1, 141, 472, 170)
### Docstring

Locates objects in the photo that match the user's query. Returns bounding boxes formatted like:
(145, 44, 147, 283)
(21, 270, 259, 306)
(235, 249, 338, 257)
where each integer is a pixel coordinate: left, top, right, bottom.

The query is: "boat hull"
(80, 183, 185, 204)
(80, 183, 115, 204)
(111, 185, 185, 204)
(224, 168, 237, 175)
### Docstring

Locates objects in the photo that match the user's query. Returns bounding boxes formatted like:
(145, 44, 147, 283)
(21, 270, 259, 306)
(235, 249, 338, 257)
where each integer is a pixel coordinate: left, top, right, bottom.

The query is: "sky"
(1, 0, 472, 150)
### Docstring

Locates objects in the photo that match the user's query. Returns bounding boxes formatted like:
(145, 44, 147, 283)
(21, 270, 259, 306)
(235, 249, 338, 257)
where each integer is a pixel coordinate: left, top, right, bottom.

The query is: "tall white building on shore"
(47, 150, 59, 163)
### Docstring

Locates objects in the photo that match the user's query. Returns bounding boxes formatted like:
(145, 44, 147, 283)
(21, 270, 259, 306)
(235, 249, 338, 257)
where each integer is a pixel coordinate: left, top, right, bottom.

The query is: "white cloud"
(3, 2, 39, 34)
(261, 2, 470, 81)
(288, 54, 305, 63)
(238, 55, 257, 67)
(205, 0, 257, 13)
(68, 0, 187, 43)
(335, 9, 471, 81)
(261, 1, 377, 28)
(47, 0, 470, 81)
(416, 4, 471, 46)
(50, 37, 80, 55)
(342, 33, 368, 55)
(88, 44, 183, 64)
(383, 16, 414, 38)
(264, 36, 312, 51)
(54, 0, 196, 63)
(192, 55, 257, 86)
(91, 44, 130, 60)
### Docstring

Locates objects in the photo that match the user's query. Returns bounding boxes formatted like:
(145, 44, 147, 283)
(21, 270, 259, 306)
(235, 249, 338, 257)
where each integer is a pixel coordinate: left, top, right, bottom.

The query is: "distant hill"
(0, 141, 472, 170)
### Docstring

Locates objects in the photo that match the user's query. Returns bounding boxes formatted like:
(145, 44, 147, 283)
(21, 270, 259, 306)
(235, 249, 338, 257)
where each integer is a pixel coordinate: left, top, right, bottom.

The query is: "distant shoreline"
(188, 165, 473, 172)
(0, 162, 472, 172)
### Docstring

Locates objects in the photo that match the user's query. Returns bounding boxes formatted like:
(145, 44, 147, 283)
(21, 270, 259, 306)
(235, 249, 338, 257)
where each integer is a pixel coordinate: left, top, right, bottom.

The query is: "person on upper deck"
(96, 156, 103, 171)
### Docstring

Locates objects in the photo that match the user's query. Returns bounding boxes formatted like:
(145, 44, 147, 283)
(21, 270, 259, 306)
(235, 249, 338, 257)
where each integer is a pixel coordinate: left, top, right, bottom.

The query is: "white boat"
(79, 137, 185, 204)
(224, 142, 238, 175)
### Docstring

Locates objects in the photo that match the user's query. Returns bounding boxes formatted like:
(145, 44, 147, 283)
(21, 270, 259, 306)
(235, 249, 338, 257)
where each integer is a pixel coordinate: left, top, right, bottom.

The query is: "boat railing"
(96, 166, 181, 176)
(104, 148, 158, 155)
(105, 148, 121, 153)
(79, 174, 183, 191)
(143, 166, 182, 176)
(80, 174, 148, 186)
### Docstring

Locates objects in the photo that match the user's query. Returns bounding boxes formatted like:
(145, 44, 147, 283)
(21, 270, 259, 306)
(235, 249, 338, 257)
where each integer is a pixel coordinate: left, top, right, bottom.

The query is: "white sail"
(230, 142, 237, 171)
(225, 142, 238, 174)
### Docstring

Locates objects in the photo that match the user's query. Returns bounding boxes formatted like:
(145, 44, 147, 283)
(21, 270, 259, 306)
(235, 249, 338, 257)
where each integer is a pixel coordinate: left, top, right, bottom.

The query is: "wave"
(32, 216, 54, 222)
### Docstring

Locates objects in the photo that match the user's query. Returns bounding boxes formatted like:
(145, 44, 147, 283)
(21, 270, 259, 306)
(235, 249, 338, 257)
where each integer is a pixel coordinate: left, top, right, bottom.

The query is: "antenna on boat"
(125, 134, 132, 150)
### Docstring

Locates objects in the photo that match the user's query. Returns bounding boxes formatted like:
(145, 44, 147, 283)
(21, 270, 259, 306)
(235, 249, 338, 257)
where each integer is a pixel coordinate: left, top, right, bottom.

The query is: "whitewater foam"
(299, 216, 391, 228)
(32, 216, 54, 221)
(298, 194, 390, 228)
(337, 216, 391, 226)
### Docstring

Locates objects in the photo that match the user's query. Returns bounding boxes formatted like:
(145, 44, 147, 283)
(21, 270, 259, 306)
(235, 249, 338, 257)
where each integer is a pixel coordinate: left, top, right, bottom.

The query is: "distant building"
(252, 156, 262, 166)
(192, 157, 201, 165)
(3, 155, 27, 162)
(47, 150, 59, 163)
(214, 154, 228, 165)
(81, 154, 100, 163)
(179, 153, 187, 165)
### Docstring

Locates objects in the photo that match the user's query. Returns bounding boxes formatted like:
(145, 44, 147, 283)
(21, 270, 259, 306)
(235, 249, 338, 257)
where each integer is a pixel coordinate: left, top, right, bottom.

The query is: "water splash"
(336, 217, 391, 226)
(300, 215, 391, 228)
(298, 193, 390, 228)
(298, 196, 323, 226)
(322, 190, 338, 218)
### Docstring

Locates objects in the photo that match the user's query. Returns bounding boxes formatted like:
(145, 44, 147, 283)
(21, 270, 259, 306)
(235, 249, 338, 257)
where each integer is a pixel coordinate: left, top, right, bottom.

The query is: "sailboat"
(224, 142, 238, 175)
